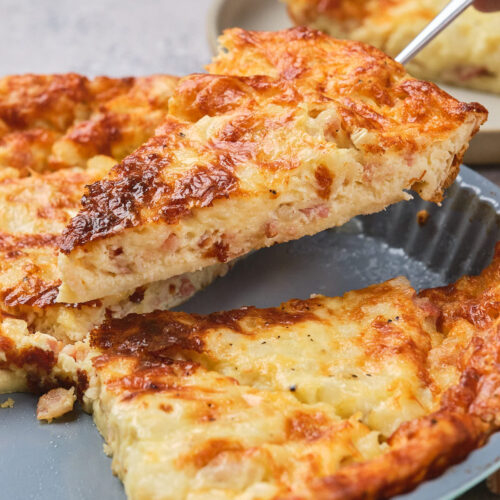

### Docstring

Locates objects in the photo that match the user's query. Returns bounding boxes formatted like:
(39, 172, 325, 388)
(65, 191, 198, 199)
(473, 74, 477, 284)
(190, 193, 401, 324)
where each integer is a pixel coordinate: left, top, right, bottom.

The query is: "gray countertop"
(0, 1, 497, 498)
(0, 0, 213, 77)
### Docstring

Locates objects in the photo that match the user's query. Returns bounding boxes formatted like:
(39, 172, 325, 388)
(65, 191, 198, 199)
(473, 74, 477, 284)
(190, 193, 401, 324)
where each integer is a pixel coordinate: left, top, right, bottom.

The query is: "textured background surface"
(0, 1, 497, 498)
(0, 0, 212, 77)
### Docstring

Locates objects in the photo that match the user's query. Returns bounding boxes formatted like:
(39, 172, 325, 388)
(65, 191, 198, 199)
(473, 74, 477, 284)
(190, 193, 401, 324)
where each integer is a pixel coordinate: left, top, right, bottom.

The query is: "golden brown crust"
(0, 73, 178, 176)
(311, 413, 487, 500)
(419, 244, 500, 333)
(0, 326, 59, 392)
(0, 73, 180, 311)
(91, 301, 318, 360)
(0, 331, 56, 371)
(0, 167, 101, 309)
(311, 328, 499, 499)
(59, 121, 241, 252)
(310, 246, 500, 499)
(208, 28, 486, 133)
(59, 28, 487, 254)
(83, 242, 500, 499)
(0, 73, 91, 131)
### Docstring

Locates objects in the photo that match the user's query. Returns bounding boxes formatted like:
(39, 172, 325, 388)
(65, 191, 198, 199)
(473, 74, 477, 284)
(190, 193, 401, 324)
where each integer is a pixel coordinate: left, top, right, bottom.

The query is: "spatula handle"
(395, 0, 474, 65)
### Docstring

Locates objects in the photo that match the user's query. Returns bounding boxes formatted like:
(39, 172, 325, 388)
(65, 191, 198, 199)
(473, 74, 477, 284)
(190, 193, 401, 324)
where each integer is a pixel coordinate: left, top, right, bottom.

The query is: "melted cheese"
(57, 28, 486, 303)
(0, 73, 179, 176)
(5, 245, 500, 498)
(0, 72, 230, 345)
(0, 139, 229, 346)
(0, 73, 229, 393)
(92, 366, 383, 500)
(60, 249, 499, 499)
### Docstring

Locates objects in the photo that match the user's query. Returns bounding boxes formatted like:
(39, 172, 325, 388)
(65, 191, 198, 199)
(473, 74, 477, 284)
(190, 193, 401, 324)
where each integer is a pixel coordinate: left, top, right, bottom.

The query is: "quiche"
(56, 27, 487, 304)
(0, 73, 229, 391)
(283, 0, 500, 94)
(11, 242, 500, 499)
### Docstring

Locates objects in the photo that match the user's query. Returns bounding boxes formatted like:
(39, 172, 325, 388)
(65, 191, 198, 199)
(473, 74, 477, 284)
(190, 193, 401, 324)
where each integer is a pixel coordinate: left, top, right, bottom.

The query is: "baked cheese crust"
(0, 162, 228, 343)
(284, 0, 500, 94)
(0, 73, 229, 344)
(20, 243, 500, 499)
(57, 28, 487, 303)
(0, 73, 178, 177)
(0, 73, 230, 392)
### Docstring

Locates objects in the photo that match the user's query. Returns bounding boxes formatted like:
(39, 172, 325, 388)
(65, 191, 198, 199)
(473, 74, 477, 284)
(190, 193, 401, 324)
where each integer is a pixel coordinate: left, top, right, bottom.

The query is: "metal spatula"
(395, 0, 474, 64)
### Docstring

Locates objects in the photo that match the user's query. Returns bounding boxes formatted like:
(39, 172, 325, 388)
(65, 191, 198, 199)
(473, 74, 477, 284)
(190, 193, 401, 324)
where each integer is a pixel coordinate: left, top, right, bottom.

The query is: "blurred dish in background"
(284, 0, 500, 95)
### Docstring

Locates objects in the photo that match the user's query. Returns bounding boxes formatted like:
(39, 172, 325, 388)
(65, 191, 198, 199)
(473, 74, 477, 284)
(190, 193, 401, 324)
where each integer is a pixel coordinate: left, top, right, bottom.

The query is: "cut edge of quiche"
(56, 27, 487, 304)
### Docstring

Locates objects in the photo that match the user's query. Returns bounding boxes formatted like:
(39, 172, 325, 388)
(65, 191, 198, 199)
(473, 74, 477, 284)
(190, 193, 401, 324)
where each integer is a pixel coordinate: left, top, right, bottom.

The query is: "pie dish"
(3, 228, 500, 499)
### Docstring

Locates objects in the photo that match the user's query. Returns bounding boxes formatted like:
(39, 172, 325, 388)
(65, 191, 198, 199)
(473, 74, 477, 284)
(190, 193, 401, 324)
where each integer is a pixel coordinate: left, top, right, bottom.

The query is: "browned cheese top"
(0, 73, 178, 309)
(82, 242, 500, 500)
(59, 27, 487, 253)
(0, 73, 178, 176)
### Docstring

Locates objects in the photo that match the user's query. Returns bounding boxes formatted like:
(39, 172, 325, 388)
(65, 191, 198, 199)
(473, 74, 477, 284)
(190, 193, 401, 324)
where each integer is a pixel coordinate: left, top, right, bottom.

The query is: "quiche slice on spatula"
(56, 27, 487, 303)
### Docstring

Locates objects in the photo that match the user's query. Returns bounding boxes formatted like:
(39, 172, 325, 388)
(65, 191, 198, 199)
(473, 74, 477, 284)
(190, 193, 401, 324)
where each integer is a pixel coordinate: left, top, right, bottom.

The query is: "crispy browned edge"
(309, 245, 500, 500)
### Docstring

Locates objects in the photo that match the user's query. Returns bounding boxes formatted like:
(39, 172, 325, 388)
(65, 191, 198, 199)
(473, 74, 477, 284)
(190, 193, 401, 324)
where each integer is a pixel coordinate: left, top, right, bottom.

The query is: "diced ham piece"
(413, 296, 441, 322)
(452, 65, 493, 81)
(161, 233, 179, 252)
(37, 387, 76, 422)
(46, 337, 61, 355)
(61, 343, 88, 362)
(265, 221, 278, 238)
(179, 278, 196, 298)
(300, 204, 329, 219)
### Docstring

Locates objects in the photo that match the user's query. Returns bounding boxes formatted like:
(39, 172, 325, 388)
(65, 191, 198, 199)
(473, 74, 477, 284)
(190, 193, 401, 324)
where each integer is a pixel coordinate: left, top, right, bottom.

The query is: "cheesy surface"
(0, 158, 228, 344)
(0, 73, 178, 177)
(0, 73, 229, 392)
(284, 0, 500, 94)
(57, 28, 486, 303)
(27, 244, 500, 500)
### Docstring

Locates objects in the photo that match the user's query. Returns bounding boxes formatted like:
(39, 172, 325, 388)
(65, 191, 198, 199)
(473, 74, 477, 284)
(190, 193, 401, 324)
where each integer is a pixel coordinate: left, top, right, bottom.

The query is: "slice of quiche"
(283, 0, 500, 94)
(0, 73, 230, 393)
(23, 242, 500, 499)
(57, 27, 487, 304)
